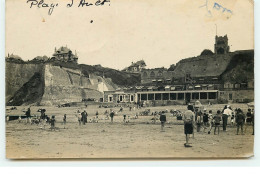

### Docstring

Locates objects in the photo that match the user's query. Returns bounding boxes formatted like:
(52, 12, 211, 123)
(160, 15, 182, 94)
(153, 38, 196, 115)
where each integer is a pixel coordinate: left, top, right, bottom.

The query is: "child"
(213, 110, 222, 135)
(208, 110, 213, 134)
(50, 115, 56, 131)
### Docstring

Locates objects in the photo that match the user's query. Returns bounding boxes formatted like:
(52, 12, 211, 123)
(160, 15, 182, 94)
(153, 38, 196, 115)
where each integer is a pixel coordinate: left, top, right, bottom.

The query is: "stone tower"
(214, 35, 230, 54)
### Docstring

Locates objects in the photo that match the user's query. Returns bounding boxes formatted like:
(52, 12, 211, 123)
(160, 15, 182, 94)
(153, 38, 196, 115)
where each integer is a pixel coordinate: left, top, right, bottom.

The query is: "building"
(122, 60, 146, 73)
(104, 35, 254, 105)
(51, 46, 78, 63)
(141, 68, 174, 84)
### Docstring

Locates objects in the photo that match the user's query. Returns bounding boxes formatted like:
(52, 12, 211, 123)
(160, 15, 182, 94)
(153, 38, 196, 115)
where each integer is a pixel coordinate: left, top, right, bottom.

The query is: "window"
(143, 72, 148, 78)
(229, 93, 233, 100)
(108, 95, 113, 102)
(177, 93, 184, 100)
(119, 95, 123, 102)
(148, 94, 154, 100)
(200, 92, 207, 99)
(170, 93, 176, 100)
(130, 95, 134, 102)
(209, 92, 217, 99)
(157, 71, 163, 77)
(155, 93, 162, 100)
(141, 94, 147, 101)
(162, 93, 169, 100)
(150, 71, 155, 78)
(192, 93, 199, 100)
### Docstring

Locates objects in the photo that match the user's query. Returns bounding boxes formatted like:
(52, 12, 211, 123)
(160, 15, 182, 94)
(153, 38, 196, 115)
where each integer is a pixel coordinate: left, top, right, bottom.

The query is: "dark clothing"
(213, 114, 222, 123)
(160, 114, 166, 122)
(26, 109, 31, 117)
(222, 114, 228, 131)
(236, 112, 245, 124)
(184, 123, 193, 134)
(110, 112, 114, 118)
(50, 119, 55, 127)
(203, 113, 209, 123)
(81, 112, 88, 125)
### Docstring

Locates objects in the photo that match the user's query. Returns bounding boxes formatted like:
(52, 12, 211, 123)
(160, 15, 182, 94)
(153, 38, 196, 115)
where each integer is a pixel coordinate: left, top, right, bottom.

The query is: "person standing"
(222, 105, 232, 132)
(202, 109, 209, 133)
(81, 110, 88, 125)
(213, 110, 222, 135)
(183, 105, 195, 147)
(236, 108, 245, 135)
(207, 110, 213, 134)
(110, 110, 115, 123)
(25, 107, 31, 124)
(50, 115, 56, 131)
(63, 114, 67, 128)
(160, 111, 166, 132)
(245, 109, 252, 133)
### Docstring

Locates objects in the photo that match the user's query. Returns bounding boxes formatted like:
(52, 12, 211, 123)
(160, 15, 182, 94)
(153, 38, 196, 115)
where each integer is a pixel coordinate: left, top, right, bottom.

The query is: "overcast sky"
(6, 0, 254, 70)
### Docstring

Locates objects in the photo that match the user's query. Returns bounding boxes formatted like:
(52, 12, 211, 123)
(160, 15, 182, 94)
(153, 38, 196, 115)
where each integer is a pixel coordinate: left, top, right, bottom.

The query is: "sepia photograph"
(5, 0, 254, 159)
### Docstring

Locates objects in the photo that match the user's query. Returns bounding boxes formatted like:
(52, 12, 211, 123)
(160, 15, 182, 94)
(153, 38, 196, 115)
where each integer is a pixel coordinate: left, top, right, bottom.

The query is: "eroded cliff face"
(6, 62, 44, 103)
(6, 63, 117, 106)
(40, 65, 116, 105)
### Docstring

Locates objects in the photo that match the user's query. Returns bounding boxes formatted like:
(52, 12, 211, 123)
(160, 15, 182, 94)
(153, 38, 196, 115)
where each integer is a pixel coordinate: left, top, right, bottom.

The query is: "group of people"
(182, 104, 254, 147)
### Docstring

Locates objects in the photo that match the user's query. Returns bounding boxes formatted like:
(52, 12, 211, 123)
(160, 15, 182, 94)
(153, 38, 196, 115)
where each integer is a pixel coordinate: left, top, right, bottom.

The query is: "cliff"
(6, 61, 140, 106)
(172, 50, 254, 81)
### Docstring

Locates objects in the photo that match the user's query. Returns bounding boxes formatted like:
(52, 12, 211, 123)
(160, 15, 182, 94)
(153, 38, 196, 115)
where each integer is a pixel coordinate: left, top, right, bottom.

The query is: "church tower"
(214, 35, 230, 54)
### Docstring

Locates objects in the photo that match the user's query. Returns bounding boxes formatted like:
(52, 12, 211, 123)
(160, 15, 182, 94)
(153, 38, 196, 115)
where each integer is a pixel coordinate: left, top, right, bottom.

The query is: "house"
(122, 60, 146, 73)
(51, 46, 78, 63)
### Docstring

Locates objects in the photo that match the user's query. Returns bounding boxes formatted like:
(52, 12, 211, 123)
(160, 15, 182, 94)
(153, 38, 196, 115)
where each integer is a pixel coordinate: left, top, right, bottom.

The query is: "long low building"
(103, 84, 253, 106)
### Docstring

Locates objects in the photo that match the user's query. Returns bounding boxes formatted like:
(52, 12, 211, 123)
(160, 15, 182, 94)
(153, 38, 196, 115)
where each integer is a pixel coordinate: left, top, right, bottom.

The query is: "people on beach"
(110, 110, 115, 123)
(123, 114, 126, 123)
(50, 115, 56, 131)
(81, 110, 88, 125)
(245, 109, 252, 133)
(196, 110, 202, 132)
(202, 109, 209, 133)
(183, 105, 195, 147)
(63, 114, 67, 128)
(222, 105, 232, 132)
(25, 107, 31, 124)
(236, 108, 245, 135)
(213, 110, 222, 135)
(208, 110, 213, 134)
(160, 111, 166, 132)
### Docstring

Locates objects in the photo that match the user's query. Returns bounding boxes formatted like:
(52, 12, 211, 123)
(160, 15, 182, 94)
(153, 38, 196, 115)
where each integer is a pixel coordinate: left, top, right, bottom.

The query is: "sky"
(6, 0, 254, 70)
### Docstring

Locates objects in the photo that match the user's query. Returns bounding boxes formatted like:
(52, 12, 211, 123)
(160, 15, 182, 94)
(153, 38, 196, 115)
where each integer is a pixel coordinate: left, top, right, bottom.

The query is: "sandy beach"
(6, 104, 254, 159)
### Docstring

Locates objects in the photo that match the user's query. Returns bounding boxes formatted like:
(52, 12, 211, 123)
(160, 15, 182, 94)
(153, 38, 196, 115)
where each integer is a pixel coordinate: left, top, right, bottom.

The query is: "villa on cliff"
(51, 46, 78, 63)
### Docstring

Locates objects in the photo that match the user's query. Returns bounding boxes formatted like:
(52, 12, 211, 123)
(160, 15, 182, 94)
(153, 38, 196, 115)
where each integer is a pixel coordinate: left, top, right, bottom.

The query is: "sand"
(5, 104, 254, 159)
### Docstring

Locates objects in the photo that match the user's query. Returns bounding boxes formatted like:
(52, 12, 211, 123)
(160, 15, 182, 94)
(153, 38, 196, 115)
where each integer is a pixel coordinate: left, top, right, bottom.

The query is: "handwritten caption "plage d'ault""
(26, 0, 111, 15)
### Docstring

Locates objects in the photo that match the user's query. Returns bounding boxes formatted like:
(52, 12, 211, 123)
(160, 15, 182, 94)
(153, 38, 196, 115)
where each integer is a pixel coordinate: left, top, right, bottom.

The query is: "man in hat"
(160, 111, 166, 132)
